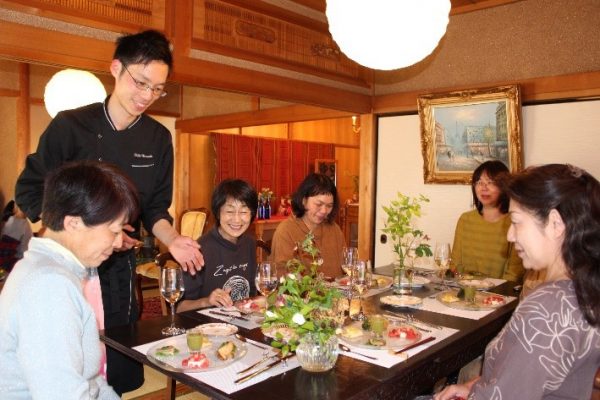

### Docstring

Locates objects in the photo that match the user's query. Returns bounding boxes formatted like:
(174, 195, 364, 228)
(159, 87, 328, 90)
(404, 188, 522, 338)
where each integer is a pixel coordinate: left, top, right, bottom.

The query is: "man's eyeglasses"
(123, 65, 167, 98)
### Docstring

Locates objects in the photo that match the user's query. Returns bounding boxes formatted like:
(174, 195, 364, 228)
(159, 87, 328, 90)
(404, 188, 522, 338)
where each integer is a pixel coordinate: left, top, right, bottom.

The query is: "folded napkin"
(338, 325, 458, 368)
(134, 335, 299, 394)
(197, 307, 262, 330)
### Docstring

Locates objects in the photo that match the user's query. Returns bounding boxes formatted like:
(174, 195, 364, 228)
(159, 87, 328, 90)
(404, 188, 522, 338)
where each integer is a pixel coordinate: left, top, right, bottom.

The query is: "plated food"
(147, 335, 246, 372)
(457, 279, 495, 290)
(194, 323, 238, 336)
(234, 296, 267, 314)
(436, 289, 507, 310)
(338, 320, 422, 350)
(380, 295, 423, 308)
(334, 274, 392, 289)
(261, 325, 298, 343)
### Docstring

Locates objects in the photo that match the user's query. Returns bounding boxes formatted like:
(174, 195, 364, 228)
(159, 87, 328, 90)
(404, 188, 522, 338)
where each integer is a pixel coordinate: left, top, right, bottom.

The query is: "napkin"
(338, 325, 458, 368)
(197, 307, 262, 330)
(134, 335, 299, 394)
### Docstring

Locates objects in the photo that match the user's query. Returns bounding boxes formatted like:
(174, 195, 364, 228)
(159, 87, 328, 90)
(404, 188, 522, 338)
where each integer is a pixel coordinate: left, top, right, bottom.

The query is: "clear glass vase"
(393, 262, 414, 295)
(296, 332, 339, 372)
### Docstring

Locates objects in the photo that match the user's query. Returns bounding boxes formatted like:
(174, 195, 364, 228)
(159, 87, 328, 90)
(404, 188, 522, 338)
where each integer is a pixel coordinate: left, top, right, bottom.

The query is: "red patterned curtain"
(214, 135, 334, 213)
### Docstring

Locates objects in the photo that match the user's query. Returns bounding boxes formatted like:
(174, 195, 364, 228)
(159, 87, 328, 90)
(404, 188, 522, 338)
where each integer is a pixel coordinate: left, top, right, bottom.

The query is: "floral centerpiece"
(258, 187, 273, 202)
(382, 192, 433, 267)
(262, 233, 343, 359)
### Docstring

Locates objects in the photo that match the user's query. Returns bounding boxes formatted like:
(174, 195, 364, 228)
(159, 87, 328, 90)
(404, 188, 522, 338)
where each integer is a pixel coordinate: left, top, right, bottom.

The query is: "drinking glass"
(160, 266, 186, 336)
(351, 260, 369, 321)
(341, 246, 358, 276)
(255, 262, 278, 297)
(186, 328, 204, 355)
(434, 242, 451, 289)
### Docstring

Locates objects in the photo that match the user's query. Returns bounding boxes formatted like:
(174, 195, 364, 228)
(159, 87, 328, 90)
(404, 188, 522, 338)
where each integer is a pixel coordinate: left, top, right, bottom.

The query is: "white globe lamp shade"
(44, 69, 107, 118)
(326, 0, 451, 70)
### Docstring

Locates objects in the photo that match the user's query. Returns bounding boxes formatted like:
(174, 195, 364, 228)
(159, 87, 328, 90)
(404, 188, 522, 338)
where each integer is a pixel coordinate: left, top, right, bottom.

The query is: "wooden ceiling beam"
(0, 20, 111, 73)
(171, 55, 372, 113)
(176, 104, 354, 132)
(373, 70, 600, 114)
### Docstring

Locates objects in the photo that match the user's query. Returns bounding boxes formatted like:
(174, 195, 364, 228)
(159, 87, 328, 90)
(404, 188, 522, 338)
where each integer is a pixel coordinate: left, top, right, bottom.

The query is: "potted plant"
(262, 233, 343, 371)
(381, 193, 433, 294)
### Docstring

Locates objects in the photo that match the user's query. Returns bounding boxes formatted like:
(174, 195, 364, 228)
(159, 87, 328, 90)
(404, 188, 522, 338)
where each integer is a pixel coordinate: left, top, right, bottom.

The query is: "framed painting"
(315, 159, 337, 185)
(418, 85, 523, 184)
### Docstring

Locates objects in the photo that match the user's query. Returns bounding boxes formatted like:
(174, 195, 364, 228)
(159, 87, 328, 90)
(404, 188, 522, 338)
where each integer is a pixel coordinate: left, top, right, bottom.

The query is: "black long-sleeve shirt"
(16, 100, 174, 231)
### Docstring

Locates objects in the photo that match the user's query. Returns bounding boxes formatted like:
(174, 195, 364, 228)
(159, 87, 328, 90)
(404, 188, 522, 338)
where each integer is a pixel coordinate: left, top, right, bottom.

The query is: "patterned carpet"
(140, 296, 163, 320)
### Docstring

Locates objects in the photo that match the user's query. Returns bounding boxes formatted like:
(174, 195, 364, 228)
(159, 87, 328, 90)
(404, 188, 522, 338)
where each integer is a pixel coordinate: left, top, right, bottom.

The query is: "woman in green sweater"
(451, 160, 524, 282)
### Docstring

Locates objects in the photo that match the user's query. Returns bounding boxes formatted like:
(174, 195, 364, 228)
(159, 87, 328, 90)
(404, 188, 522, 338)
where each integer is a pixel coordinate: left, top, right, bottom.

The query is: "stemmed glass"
(351, 260, 370, 321)
(255, 262, 278, 297)
(434, 242, 451, 289)
(341, 246, 358, 276)
(160, 265, 186, 336)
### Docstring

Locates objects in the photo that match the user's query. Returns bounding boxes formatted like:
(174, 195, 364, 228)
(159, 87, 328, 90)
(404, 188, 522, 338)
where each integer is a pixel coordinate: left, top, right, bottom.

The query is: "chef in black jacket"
(15, 30, 204, 395)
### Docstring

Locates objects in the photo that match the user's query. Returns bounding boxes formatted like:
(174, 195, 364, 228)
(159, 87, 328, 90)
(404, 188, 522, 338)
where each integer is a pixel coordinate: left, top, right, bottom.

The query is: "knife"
(393, 336, 436, 355)
(208, 310, 249, 321)
(237, 353, 279, 375)
(235, 354, 293, 384)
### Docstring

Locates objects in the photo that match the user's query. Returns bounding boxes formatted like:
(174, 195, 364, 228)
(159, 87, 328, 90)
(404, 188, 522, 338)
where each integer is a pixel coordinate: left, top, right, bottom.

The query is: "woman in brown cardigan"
(271, 173, 345, 278)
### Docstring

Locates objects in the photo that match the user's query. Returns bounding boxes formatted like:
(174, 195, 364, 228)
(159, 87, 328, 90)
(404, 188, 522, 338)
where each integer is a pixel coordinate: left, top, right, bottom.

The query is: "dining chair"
(256, 238, 272, 263)
(135, 208, 210, 316)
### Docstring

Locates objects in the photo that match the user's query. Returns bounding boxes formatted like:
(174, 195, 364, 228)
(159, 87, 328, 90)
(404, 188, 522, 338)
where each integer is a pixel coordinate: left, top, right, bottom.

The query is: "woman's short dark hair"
(114, 30, 173, 71)
(211, 179, 258, 226)
(291, 173, 339, 223)
(472, 160, 510, 214)
(42, 161, 140, 231)
(506, 164, 600, 327)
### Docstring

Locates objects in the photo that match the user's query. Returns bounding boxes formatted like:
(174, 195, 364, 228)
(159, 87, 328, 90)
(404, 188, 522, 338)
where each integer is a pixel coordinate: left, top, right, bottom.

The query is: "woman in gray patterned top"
(435, 164, 600, 400)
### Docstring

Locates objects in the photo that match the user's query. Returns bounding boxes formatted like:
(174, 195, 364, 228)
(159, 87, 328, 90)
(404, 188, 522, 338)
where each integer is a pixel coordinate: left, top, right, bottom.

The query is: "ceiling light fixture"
(326, 0, 451, 71)
(44, 69, 106, 118)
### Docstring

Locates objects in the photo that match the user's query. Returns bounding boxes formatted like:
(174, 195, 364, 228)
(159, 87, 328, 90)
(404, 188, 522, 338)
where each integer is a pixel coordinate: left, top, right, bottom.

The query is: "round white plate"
(410, 276, 431, 288)
(194, 323, 238, 336)
(457, 279, 495, 290)
(146, 335, 247, 372)
(261, 325, 298, 343)
(380, 295, 423, 308)
(338, 321, 422, 350)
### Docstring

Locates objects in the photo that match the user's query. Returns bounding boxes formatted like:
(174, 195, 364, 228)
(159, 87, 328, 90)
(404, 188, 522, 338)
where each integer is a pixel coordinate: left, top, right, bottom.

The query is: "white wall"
(374, 100, 600, 268)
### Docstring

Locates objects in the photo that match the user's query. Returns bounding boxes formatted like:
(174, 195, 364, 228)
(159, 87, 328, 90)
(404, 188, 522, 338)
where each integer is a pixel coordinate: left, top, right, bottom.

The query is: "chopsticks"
(393, 336, 436, 355)
(208, 310, 249, 321)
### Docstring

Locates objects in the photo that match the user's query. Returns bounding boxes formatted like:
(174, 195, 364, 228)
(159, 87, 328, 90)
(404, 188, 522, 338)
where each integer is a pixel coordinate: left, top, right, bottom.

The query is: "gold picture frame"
(314, 159, 337, 185)
(418, 85, 523, 184)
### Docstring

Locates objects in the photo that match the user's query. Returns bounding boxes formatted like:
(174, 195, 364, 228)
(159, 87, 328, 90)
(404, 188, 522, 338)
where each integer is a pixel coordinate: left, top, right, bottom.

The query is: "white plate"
(410, 276, 431, 288)
(261, 325, 298, 343)
(457, 279, 495, 290)
(194, 323, 238, 336)
(380, 295, 423, 308)
(338, 321, 422, 350)
(234, 296, 267, 314)
(146, 335, 247, 372)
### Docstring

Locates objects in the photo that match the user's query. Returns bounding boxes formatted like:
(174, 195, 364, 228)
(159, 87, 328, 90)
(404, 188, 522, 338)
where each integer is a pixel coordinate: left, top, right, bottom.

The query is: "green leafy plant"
(261, 232, 342, 356)
(381, 193, 433, 267)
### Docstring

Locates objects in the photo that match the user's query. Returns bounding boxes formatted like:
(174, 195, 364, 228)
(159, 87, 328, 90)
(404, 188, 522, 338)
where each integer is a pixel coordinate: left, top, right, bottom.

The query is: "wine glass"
(341, 246, 358, 276)
(351, 260, 369, 321)
(255, 262, 278, 297)
(434, 242, 451, 289)
(160, 265, 186, 336)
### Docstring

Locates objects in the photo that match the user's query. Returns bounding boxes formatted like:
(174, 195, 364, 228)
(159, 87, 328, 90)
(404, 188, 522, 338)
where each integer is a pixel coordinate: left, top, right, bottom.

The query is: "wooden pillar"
(358, 113, 376, 261)
(175, 131, 191, 228)
(16, 63, 30, 172)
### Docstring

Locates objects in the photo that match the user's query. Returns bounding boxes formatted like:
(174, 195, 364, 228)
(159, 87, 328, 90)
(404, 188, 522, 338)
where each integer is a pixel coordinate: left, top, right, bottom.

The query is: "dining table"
(101, 273, 520, 400)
